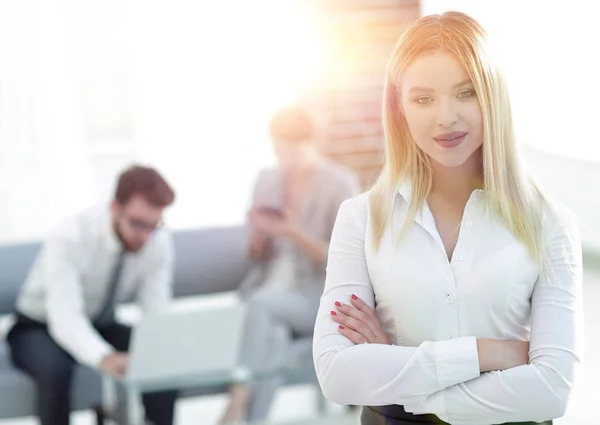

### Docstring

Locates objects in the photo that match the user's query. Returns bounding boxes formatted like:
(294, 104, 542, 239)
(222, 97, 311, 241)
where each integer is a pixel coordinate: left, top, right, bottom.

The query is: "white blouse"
(313, 182, 583, 425)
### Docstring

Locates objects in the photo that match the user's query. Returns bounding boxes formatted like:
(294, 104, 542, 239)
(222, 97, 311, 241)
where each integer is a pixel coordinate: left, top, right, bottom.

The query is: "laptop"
(122, 302, 249, 390)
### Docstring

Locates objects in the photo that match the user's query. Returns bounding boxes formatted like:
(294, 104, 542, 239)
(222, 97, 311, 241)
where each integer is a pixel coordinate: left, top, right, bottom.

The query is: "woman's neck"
(430, 149, 483, 200)
(284, 152, 318, 180)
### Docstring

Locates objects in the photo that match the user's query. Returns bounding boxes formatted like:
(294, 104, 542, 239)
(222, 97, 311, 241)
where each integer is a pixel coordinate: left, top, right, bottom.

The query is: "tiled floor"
(1, 269, 599, 425)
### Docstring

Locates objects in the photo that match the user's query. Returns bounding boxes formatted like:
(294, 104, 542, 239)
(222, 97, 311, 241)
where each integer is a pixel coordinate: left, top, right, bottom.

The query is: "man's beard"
(114, 221, 143, 252)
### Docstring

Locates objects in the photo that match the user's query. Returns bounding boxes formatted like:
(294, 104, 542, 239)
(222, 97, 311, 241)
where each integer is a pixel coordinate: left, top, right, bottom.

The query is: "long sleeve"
(42, 231, 114, 369)
(137, 229, 174, 315)
(404, 209, 584, 424)
(313, 196, 481, 408)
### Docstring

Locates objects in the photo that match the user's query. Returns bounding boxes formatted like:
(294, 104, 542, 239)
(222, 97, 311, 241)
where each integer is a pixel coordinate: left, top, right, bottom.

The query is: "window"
(127, 0, 326, 229)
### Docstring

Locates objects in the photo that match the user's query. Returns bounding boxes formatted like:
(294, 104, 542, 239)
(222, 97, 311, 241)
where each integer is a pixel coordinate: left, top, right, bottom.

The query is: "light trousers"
(240, 287, 319, 422)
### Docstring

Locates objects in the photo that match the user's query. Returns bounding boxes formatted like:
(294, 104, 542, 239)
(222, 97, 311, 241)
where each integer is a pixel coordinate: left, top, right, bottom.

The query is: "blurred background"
(0, 0, 599, 424)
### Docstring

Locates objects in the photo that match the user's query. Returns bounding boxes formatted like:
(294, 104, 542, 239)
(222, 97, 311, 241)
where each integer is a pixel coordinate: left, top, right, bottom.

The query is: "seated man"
(7, 165, 178, 425)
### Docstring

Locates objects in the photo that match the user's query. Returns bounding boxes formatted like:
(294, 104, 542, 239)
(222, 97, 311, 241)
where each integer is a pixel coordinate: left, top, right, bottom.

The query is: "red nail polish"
(351, 294, 358, 300)
(339, 325, 345, 329)
(330, 310, 337, 316)
(334, 301, 341, 307)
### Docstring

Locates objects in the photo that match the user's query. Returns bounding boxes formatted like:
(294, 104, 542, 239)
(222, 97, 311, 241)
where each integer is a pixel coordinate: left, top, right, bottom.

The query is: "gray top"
(238, 157, 360, 299)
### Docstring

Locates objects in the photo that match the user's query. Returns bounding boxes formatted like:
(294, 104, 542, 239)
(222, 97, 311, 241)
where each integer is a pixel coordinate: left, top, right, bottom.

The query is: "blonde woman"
(313, 11, 582, 425)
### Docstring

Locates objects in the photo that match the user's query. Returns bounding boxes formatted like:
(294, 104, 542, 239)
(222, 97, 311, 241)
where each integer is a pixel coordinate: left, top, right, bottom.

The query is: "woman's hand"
(249, 205, 299, 238)
(247, 228, 268, 260)
(330, 294, 391, 345)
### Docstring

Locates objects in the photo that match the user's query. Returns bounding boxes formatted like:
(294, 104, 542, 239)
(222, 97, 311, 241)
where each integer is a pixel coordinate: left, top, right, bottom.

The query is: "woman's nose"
(436, 99, 458, 127)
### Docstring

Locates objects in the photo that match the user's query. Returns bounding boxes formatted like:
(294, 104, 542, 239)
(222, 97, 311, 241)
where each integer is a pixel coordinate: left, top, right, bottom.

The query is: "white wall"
(0, 1, 95, 244)
(524, 148, 600, 251)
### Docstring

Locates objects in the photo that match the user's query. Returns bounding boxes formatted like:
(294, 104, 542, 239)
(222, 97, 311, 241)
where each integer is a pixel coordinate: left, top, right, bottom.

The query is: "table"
(100, 363, 253, 425)
(100, 300, 257, 424)
(99, 299, 320, 425)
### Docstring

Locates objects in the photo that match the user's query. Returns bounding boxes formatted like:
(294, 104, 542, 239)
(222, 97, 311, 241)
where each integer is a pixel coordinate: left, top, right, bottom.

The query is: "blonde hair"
(369, 11, 545, 266)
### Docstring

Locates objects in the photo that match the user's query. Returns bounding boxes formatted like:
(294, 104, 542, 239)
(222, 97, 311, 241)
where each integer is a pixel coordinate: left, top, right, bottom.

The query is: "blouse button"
(446, 294, 455, 304)
(465, 221, 473, 228)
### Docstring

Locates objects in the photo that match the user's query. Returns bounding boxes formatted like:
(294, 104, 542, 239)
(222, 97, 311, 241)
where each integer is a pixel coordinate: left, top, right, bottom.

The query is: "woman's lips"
(433, 131, 468, 149)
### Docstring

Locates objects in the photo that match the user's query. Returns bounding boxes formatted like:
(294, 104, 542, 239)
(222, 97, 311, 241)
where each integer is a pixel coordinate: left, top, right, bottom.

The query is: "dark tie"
(94, 250, 125, 327)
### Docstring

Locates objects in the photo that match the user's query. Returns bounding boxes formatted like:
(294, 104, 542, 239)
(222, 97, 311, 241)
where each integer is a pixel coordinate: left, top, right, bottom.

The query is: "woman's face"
(400, 50, 484, 169)
(275, 142, 314, 173)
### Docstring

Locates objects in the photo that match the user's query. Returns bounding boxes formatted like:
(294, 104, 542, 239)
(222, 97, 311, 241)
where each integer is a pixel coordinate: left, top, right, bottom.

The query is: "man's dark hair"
(115, 165, 175, 207)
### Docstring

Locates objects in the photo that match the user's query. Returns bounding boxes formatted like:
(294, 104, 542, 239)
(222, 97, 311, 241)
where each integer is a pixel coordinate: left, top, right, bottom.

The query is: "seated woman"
(220, 106, 359, 424)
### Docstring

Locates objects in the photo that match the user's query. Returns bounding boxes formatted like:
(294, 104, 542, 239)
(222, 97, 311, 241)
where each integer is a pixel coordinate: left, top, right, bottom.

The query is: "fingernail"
(339, 325, 345, 329)
(330, 310, 337, 316)
(351, 294, 358, 300)
(334, 301, 341, 307)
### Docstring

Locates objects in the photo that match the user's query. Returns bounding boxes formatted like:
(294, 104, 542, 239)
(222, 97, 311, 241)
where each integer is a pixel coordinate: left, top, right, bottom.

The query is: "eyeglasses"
(123, 213, 164, 233)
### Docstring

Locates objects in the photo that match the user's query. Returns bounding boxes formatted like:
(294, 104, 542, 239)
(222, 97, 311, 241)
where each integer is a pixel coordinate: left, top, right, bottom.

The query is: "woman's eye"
(457, 89, 475, 98)
(415, 96, 433, 104)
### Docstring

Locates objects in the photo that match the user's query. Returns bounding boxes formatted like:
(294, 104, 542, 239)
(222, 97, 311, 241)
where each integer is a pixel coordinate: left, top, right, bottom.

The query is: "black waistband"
(362, 405, 448, 424)
(361, 405, 553, 425)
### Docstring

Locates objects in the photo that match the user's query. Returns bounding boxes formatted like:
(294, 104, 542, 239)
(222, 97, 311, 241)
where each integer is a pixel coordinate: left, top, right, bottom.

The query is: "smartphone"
(257, 206, 285, 218)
